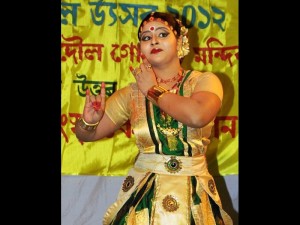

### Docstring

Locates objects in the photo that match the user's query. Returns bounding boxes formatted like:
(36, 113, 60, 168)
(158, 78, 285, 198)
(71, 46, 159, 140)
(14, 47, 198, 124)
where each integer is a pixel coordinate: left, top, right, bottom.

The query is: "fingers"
(100, 82, 106, 98)
(100, 82, 106, 110)
(129, 65, 134, 74)
(135, 68, 142, 76)
(130, 66, 142, 78)
(85, 89, 91, 105)
(93, 82, 106, 111)
(129, 52, 153, 80)
(140, 53, 152, 71)
(85, 84, 106, 112)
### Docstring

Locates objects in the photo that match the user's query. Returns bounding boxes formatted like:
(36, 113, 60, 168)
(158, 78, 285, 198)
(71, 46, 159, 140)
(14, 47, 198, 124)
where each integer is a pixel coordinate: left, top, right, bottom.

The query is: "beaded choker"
(157, 68, 184, 84)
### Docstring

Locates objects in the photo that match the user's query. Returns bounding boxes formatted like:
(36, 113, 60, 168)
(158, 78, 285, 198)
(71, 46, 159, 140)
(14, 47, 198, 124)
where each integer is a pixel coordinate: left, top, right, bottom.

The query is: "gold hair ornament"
(176, 19, 190, 58)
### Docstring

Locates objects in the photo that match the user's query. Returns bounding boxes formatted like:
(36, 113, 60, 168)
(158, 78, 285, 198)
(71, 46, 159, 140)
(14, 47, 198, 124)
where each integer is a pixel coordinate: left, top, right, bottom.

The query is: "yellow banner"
(61, 0, 239, 176)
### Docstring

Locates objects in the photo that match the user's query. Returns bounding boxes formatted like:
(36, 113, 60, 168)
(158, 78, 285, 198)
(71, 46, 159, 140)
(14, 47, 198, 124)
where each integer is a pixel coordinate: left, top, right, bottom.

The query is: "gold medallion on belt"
(164, 156, 182, 173)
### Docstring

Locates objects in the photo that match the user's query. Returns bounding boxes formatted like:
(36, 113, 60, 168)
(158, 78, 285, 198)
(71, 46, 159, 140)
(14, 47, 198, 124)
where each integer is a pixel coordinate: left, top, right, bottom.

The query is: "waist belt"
(134, 153, 208, 176)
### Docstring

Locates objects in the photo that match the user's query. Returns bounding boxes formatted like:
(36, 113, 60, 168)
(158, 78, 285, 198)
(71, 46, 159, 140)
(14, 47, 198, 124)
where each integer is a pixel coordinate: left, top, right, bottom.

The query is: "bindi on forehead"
(139, 16, 178, 39)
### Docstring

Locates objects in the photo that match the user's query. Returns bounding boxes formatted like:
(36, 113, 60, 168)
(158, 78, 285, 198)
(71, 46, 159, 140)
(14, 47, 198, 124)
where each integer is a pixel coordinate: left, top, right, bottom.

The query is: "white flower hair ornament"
(176, 19, 190, 59)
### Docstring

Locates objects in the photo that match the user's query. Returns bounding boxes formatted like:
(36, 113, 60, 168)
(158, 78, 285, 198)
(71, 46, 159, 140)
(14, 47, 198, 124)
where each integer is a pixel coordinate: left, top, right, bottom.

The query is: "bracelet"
(77, 117, 99, 131)
(147, 85, 169, 105)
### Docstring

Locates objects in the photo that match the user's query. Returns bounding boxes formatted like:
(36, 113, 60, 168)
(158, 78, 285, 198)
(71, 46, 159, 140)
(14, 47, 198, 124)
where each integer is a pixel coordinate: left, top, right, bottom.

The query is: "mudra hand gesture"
(130, 53, 157, 96)
(82, 82, 106, 124)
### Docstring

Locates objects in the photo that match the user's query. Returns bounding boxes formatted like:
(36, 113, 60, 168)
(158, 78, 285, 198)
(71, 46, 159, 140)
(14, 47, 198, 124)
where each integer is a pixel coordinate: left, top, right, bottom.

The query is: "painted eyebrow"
(140, 27, 170, 36)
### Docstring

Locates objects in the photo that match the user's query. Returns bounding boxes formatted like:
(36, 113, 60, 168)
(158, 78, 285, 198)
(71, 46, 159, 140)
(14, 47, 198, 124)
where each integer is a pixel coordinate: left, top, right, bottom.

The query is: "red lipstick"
(151, 48, 162, 54)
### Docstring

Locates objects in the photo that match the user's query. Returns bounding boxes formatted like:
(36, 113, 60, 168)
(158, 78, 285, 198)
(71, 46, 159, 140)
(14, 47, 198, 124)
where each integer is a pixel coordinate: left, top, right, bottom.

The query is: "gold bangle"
(77, 117, 99, 131)
(147, 85, 168, 105)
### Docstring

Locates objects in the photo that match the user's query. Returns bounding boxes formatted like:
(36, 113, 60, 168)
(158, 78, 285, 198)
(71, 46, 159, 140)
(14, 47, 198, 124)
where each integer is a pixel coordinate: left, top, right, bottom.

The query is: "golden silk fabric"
(103, 154, 233, 224)
(105, 70, 223, 154)
(103, 71, 233, 224)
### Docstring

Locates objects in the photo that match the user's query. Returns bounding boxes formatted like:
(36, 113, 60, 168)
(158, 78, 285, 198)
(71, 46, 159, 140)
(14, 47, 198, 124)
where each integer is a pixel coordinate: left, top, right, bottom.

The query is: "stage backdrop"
(61, 0, 239, 176)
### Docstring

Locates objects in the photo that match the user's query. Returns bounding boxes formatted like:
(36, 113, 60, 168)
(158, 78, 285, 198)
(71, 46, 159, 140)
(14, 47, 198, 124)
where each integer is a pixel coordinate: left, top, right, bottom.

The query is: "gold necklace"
(157, 122, 183, 151)
(155, 68, 185, 151)
(157, 102, 183, 151)
(156, 68, 183, 84)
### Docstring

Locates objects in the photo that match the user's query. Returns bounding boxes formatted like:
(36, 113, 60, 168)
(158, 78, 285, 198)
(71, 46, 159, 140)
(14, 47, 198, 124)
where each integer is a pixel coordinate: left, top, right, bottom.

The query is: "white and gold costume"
(103, 71, 233, 225)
